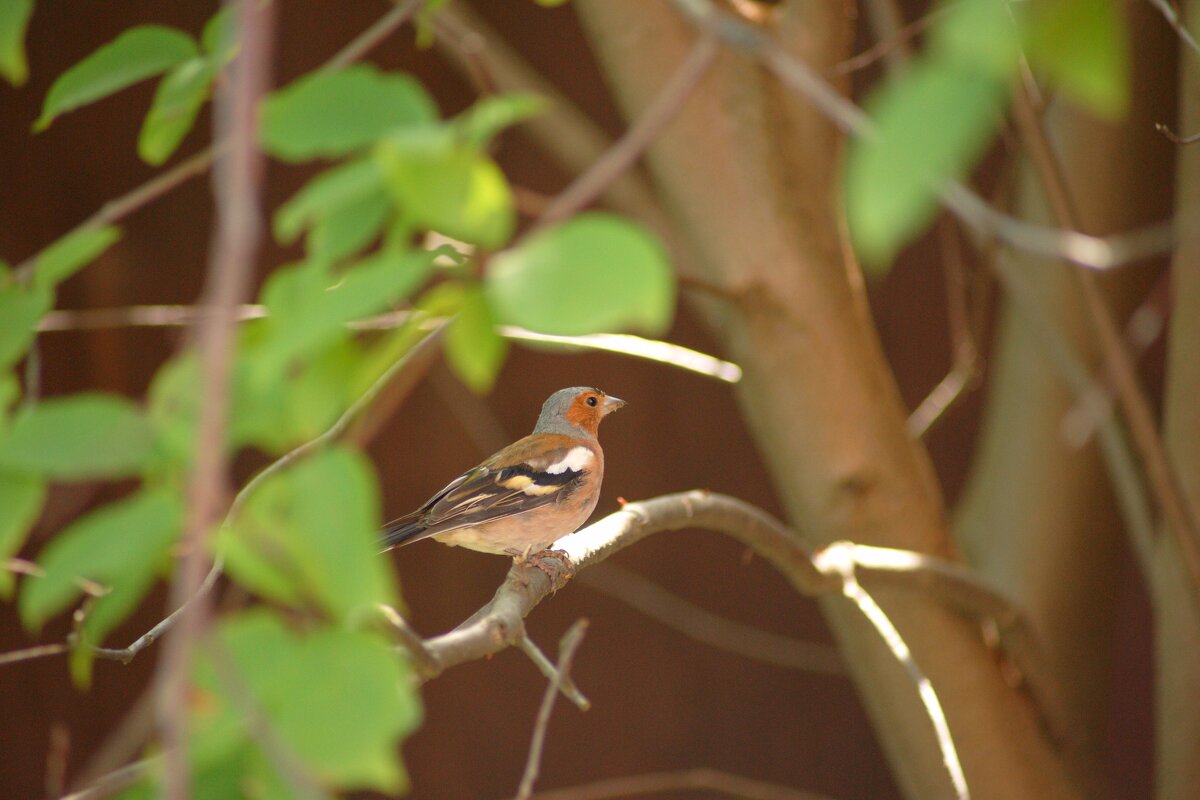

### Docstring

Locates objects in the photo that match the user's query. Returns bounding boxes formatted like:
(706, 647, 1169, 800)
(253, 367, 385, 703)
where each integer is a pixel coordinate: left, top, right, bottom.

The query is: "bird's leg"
(526, 548, 576, 590)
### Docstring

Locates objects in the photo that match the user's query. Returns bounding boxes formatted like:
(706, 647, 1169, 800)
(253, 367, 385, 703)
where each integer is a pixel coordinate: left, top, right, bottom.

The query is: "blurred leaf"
(36, 25, 198, 130)
(0, 0, 33, 86)
(486, 212, 675, 335)
(930, 0, 1021, 76)
(201, 6, 237, 62)
(218, 447, 397, 622)
(274, 158, 385, 242)
(274, 158, 392, 263)
(376, 132, 515, 248)
(1026, 0, 1128, 118)
(0, 371, 17, 419)
(146, 352, 202, 466)
(454, 92, 546, 147)
(196, 610, 421, 792)
(0, 283, 52, 369)
(19, 487, 181, 634)
(445, 283, 506, 393)
(256, 250, 433, 372)
(0, 393, 157, 480)
(0, 472, 45, 597)
(33, 225, 122, 289)
(845, 61, 1005, 268)
(261, 65, 437, 162)
(138, 57, 215, 165)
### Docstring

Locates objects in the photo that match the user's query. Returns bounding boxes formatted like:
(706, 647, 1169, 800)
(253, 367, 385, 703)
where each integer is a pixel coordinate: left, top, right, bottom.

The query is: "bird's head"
(534, 387, 626, 438)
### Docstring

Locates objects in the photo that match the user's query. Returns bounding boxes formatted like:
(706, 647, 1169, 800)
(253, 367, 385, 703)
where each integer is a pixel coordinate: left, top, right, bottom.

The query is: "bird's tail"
(380, 512, 427, 550)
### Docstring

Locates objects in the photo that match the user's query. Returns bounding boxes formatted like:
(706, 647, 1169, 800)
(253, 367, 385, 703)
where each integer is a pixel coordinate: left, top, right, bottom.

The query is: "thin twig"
(91, 558, 225, 664)
(376, 603, 440, 676)
(534, 34, 718, 230)
(906, 220, 982, 438)
(831, 5, 942, 76)
(1155, 122, 1200, 145)
(516, 620, 590, 800)
(516, 767, 837, 800)
(155, 4, 273, 796)
(0, 642, 69, 667)
(812, 543, 968, 800)
(578, 563, 843, 675)
(321, 0, 423, 71)
(57, 758, 155, 800)
(38, 305, 744, 383)
(1147, 0, 1200, 58)
(1061, 272, 1170, 447)
(517, 634, 591, 710)
(1009, 77, 1200, 610)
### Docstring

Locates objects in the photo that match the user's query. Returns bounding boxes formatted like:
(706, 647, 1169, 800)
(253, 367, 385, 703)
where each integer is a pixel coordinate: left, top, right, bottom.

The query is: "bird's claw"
(514, 548, 575, 591)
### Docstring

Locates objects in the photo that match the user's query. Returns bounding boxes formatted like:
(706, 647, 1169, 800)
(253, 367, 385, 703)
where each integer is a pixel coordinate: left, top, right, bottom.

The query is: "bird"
(382, 387, 625, 560)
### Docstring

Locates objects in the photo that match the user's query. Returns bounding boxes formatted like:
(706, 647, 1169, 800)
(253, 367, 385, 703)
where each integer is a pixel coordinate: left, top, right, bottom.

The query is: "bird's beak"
(602, 395, 626, 415)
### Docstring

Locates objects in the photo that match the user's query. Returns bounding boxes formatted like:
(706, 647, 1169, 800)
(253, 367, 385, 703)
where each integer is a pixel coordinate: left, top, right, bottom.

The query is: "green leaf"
(454, 92, 546, 147)
(261, 65, 437, 162)
(0, 472, 45, 597)
(930, 0, 1021, 77)
(20, 487, 181, 634)
(486, 212, 676, 335)
(36, 25, 199, 131)
(33, 225, 122, 289)
(0, 0, 33, 86)
(377, 133, 515, 248)
(256, 251, 433, 372)
(218, 447, 397, 622)
(0, 283, 52, 370)
(273, 158, 392, 263)
(0, 393, 158, 480)
(1026, 0, 1128, 118)
(446, 283, 506, 393)
(138, 57, 215, 165)
(198, 611, 421, 792)
(845, 61, 1005, 267)
(201, 6, 237, 62)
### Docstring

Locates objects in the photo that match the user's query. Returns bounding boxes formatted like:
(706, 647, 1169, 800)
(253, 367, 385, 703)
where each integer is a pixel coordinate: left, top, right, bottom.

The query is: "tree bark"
(575, 3, 1080, 797)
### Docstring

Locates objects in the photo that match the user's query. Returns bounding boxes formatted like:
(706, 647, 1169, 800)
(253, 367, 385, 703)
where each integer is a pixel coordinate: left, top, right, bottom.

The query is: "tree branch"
(516, 620, 590, 800)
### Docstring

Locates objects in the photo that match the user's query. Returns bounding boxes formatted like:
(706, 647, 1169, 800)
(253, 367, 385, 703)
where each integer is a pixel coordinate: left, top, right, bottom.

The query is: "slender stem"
(154, 3, 273, 797)
(516, 620, 589, 800)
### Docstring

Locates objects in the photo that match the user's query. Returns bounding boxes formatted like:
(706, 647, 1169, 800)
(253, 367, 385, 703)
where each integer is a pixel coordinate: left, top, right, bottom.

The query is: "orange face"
(565, 389, 624, 435)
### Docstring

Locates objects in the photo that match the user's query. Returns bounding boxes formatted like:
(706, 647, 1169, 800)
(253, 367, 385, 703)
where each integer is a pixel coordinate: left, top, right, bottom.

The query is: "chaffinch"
(382, 387, 625, 558)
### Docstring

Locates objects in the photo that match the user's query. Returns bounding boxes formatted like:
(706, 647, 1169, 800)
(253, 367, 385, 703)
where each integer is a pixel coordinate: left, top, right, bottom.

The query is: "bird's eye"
(586, 396, 598, 407)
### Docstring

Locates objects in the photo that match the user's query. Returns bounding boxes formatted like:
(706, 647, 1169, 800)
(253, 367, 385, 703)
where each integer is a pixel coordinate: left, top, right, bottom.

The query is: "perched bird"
(382, 387, 625, 558)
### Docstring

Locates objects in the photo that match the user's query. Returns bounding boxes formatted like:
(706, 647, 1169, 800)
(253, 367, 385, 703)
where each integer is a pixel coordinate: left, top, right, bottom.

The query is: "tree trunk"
(576, 3, 1081, 797)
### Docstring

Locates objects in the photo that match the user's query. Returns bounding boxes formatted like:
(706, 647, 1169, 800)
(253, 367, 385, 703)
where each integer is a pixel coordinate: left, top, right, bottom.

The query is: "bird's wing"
(382, 436, 593, 548)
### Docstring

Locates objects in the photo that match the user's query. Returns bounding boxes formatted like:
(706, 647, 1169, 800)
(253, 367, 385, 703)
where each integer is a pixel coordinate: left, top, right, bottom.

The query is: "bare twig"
(45, 724, 71, 799)
(376, 603, 440, 676)
(58, 758, 156, 800)
(831, 6, 942, 76)
(906, 220, 983, 438)
(1147, 0, 1200, 58)
(516, 620, 590, 800)
(517, 634, 591, 711)
(534, 34, 718, 230)
(39, 305, 744, 383)
(1155, 122, 1200, 145)
(321, 0, 423, 71)
(1061, 272, 1170, 447)
(578, 563, 843, 675)
(1009, 78, 1200, 610)
(516, 767, 837, 800)
(155, 4, 273, 797)
(813, 543, 968, 800)
(432, 3, 667, 229)
(0, 642, 69, 667)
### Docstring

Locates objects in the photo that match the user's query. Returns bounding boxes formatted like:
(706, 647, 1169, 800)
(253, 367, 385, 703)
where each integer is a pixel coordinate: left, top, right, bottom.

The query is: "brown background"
(0, 2, 1155, 799)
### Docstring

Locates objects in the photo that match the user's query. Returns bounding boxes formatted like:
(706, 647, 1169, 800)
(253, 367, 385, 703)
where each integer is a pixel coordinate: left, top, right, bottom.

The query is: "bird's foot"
(511, 548, 575, 591)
